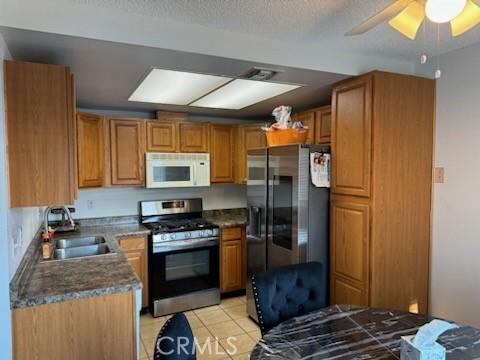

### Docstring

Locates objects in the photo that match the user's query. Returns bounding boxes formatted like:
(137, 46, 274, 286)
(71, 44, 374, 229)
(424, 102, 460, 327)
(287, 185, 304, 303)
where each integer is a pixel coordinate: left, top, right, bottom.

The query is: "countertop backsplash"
(72, 184, 247, 219)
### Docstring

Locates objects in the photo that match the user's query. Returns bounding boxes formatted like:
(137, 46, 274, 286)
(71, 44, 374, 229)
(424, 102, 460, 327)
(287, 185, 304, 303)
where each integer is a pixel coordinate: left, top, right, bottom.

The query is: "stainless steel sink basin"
(43, 235, 114, 261)
(53, 243, 111, 260)
(56, 236, 106, 249)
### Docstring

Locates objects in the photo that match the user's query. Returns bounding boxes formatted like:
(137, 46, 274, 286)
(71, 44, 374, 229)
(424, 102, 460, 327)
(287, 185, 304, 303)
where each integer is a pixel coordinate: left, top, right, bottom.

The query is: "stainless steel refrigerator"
(246, 144, 330, 320)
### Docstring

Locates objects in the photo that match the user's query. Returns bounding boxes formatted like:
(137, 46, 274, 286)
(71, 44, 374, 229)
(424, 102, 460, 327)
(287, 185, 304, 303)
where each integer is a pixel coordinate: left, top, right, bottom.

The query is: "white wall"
(0, 32, 13, 360)
(431, 42, 480, 327)
(74, 184, 246, 219)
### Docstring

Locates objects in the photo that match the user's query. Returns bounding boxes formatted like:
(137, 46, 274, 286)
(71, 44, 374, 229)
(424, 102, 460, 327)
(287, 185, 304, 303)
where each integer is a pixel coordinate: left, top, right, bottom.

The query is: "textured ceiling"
(75, 0, 480, 59)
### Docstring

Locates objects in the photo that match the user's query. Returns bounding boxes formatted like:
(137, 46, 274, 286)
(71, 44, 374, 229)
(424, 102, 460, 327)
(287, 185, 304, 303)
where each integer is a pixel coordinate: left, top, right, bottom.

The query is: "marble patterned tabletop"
(250, 305, 480, 359)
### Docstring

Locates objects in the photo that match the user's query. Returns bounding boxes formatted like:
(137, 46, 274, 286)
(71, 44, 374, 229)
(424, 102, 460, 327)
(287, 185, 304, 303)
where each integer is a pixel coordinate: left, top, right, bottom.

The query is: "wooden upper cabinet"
(294, 111, 315, 144)
(331, 75, 372, 197)
(210, 124, 235, 183)
(110, 119, 145, 185)
(146, 120, 177, 152)
(179, 122, 209, 153)
(315, 106, 332, 144)
(77, 113, 105, 188)
(4, 60, 77, 207)
(236, 124, 266, 184)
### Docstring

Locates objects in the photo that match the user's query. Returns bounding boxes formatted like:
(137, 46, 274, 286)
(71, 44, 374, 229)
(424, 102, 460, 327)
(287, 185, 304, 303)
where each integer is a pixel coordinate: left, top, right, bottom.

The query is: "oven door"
(149, 239, 219, 306)
(146, 159, 195, 188)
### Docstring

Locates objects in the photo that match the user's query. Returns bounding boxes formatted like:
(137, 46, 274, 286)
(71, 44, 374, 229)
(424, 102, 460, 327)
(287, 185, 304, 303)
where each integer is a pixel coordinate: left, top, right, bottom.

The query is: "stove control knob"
(169, 233, 176, 241)
(185, 232, 191, 239)
(206, 229, 213, 236)
(199, 230, 205, 237)
(161, 234, 167, 241)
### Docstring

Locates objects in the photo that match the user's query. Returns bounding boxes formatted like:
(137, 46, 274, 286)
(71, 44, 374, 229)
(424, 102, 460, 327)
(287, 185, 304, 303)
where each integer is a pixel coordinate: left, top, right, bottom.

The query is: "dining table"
(250, 304, 480, 359)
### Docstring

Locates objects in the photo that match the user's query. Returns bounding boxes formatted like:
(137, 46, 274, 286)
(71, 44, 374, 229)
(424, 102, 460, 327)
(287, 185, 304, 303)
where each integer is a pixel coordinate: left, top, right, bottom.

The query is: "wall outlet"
(433, 167, 445, 184)
(87, 200, 94, 210)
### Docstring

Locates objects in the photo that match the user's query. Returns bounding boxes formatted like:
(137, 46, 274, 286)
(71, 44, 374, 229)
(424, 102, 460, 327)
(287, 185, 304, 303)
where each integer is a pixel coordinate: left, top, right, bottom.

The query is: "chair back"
(251, 262, 326, 335)
(154, 313, 196, 360)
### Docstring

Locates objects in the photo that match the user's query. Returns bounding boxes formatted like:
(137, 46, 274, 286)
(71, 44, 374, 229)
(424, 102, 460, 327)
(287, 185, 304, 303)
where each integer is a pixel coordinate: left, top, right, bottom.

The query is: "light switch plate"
(434, 167, 445, 183)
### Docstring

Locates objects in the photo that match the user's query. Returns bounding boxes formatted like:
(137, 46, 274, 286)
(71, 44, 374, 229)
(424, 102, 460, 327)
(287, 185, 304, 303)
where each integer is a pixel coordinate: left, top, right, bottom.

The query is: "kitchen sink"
(56, 236, 106, 249)
(45, 235, 114, 261)
(53, 243, 111, 260)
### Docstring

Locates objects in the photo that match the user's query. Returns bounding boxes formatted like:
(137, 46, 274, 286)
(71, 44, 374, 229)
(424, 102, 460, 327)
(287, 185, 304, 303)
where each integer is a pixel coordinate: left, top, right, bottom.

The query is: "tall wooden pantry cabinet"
(329, 71, 435, 315)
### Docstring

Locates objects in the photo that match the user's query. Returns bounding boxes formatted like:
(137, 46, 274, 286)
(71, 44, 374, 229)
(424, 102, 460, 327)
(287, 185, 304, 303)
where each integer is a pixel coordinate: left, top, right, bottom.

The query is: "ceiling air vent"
(244, 68, 278, 81)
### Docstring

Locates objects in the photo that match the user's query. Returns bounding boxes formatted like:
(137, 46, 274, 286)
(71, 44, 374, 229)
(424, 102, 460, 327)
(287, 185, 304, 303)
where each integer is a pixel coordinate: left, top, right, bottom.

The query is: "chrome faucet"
(44, 206, 76, 232)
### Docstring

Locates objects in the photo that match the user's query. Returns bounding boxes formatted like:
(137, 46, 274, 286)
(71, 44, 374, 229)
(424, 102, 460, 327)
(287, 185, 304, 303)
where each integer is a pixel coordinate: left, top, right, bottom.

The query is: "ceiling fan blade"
(388, 1, 426, 40)
(345, 0, 416, 36)
(451, 0, 480, 36)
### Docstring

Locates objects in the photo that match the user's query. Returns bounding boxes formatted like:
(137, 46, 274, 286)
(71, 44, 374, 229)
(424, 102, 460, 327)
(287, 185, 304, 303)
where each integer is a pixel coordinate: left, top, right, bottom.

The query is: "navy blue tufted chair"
(251, 262, 327, 335)
(154, 313, 196, 360)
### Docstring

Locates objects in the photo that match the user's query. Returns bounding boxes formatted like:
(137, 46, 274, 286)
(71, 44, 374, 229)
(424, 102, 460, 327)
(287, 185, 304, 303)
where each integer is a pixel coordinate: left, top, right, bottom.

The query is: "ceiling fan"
(346, 0, 480, 40)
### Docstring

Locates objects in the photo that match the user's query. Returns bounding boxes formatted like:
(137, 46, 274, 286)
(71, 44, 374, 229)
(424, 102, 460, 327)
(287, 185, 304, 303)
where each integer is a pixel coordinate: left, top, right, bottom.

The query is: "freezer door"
(246, 147, 268, 320)
(246, 147, 268, 275)
(267, 145, 303, 269)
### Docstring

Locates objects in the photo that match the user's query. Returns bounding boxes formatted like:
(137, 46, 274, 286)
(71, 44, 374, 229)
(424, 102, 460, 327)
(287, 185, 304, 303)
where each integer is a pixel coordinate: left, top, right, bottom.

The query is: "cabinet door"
(332, 276, 366, 306)
(210, 124, 235, 183)
(179, 122, 209, 153)
(295, 111, 315, 144)
(119, 236, 148, 308)
(332, 76, 372, 197)
(236, 124, 266, 184)
(5, 60, 76, 207)
(146, 120, 177, 152)
(315, 106, 332, 144)
(221, 239, 243, 292)
(77, 113, 105, 188)
(110, 119, 145, 185)
(331, 200, 370, 283)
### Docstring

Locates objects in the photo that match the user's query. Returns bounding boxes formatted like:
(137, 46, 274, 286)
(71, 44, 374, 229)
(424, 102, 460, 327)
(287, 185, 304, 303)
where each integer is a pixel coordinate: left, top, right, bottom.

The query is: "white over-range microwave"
(145, 152, 210, 188)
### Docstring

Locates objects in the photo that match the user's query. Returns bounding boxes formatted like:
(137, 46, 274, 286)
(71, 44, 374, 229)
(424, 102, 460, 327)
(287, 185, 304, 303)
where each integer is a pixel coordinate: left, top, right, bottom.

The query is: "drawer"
(118, 236, 146, 251)
(221, 227, 242, 241)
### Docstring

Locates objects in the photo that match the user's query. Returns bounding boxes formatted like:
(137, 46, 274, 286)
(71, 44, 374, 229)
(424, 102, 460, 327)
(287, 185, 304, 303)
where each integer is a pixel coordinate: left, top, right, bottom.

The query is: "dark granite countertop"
(203, 208, 247, 228)
(10, 218, 150, 309)
(251, 305, 480, 359)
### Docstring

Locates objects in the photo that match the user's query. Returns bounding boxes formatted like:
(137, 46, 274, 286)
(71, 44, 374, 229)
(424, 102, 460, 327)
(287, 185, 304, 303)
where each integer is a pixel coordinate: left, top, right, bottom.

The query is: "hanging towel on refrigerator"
(310, 152, 330, 188)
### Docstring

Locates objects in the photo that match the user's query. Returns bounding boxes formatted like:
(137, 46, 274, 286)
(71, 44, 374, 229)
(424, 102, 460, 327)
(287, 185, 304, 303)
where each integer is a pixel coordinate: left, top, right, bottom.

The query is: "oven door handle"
(152, 237, 219, 253)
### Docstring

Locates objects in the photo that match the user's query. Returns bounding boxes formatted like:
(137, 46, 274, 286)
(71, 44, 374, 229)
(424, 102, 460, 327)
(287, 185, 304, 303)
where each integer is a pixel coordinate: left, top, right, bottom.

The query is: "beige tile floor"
(139, 295, 261, 360)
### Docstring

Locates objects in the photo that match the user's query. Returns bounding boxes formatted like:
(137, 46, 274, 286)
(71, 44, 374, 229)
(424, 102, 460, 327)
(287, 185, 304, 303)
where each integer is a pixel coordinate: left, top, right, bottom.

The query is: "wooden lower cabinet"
(333, 276, 366, 306)
(12, 292, 136, 360)
(330, 199, 370, 284)
(118, 235, 148, 308)
(220, 227, 246, 293)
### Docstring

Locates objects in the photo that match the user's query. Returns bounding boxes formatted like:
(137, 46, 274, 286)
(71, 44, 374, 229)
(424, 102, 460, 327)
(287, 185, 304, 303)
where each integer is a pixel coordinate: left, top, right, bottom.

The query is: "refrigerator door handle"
(248, 206, 262, 238)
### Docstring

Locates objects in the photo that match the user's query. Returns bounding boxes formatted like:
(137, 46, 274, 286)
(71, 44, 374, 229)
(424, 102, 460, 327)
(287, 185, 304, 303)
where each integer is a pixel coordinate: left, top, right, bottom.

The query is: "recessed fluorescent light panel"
(190, 79, 301, 110)
(129, 69, 232, 105)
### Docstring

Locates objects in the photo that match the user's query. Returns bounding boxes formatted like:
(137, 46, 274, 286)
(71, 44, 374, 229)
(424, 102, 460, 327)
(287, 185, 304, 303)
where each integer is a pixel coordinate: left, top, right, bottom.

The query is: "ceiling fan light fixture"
(425, 0, 467, 23)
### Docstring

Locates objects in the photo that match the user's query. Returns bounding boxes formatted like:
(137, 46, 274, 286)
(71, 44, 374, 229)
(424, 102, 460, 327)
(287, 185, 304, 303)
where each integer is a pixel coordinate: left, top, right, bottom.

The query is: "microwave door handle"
(192, 164, 196, 186)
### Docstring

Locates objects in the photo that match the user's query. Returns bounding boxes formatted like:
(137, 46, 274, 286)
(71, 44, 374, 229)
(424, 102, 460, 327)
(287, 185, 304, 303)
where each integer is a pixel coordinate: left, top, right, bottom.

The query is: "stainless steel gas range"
(140, 199, 220, 317)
